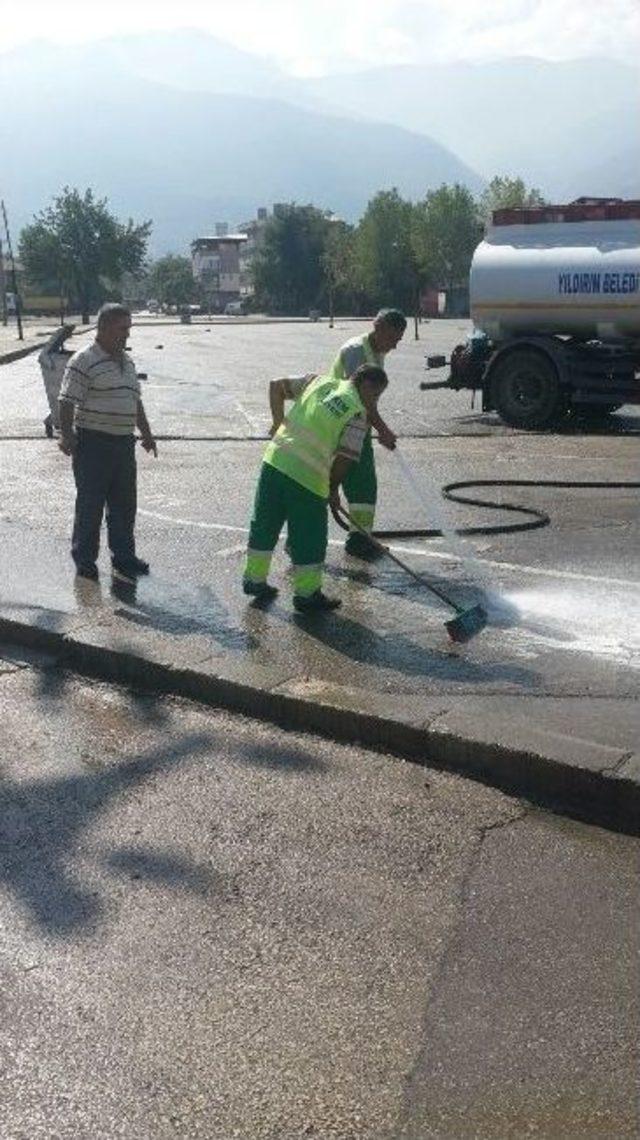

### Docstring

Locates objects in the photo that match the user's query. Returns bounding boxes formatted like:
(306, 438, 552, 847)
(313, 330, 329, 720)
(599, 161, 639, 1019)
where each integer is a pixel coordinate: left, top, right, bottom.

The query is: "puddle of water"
(507, 586, 640, 665)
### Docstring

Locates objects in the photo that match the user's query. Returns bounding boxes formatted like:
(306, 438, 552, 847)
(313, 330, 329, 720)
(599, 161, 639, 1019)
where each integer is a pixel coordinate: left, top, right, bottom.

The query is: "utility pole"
(1, 200, 23, 340)
(0, 236, 7, 325)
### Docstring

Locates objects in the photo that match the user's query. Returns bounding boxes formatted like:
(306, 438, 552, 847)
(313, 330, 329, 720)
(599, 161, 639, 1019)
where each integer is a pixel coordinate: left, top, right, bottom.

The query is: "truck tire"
(490, 349, 566, 429)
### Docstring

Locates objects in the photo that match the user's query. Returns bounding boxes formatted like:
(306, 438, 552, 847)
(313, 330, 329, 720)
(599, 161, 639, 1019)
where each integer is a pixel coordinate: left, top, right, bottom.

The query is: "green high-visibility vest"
(264, 375, 365, 499)
(329, 333, 384, 380)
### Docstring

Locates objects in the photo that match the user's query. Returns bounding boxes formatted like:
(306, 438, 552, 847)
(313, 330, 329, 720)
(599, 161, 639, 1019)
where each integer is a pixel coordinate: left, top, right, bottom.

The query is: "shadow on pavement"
(452, 410, 640, 436)
(0, 732, 213, 937)
(324, 564, 579, 645)
(110, 578, 256, 653)
(288, 611, 540, 688)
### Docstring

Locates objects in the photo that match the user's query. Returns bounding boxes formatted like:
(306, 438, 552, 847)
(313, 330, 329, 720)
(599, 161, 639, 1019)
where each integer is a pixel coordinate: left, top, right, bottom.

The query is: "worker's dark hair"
(374, 307, 407, 331)
(352, 364, 388, 390)
(97, 302, 131, 329)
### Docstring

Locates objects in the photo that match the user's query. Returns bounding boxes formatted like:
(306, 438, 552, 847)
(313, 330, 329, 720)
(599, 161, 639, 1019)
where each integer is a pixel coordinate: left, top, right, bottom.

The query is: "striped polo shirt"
(60, 341, 140, 435)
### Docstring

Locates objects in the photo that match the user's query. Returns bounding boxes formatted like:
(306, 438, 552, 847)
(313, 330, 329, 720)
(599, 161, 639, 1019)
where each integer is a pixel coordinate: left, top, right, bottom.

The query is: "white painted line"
(388, 542, 640, 588)
(139, 509, 247, 534)
(138, 508, 639, 589)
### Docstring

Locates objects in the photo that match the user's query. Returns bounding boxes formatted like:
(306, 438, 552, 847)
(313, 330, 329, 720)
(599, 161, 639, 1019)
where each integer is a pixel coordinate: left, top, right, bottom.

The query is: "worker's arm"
(269, 374, 316, 437)
(342, 344, 397, 450)
(368, 407, 397, 451)
(136, 399, 158, 456)
(58, 398, 76, 455)
(329, 454, 353, 517)
(268, 379, 288, 436)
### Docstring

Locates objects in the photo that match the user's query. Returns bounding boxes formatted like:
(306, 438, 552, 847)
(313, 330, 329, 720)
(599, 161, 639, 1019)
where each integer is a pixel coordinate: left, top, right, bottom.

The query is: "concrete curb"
(0, 324, 95, 367)
(0, 612, 638, 836)
(0, 342, 43, 366)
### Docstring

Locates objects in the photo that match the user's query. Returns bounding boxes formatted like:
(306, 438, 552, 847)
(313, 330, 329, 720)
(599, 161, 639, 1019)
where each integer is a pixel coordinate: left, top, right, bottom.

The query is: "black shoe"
(76, 562, 99, 581)
(112, 562, 137, 584)
(293, 591, 342, 613)
(112, 557, 149, 581)
(44, 416, 54, 439)
(243, 579, 279, 600)
(344, 532, 383, 560)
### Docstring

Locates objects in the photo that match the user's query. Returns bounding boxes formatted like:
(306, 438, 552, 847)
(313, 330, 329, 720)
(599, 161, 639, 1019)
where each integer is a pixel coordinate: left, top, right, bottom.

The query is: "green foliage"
(252, 204, 334, 315)
(478, 176, 546, 224)
(412, 183, 481, 293)
(322, 221, 356, 318)
(354, 190, 415, 311)
(147, 255, 197, 307)
(18, 187, 151, 322)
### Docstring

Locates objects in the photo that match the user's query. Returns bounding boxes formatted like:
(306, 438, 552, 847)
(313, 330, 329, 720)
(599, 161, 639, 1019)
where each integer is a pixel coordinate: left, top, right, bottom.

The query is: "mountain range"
(1, 31, 638, 254)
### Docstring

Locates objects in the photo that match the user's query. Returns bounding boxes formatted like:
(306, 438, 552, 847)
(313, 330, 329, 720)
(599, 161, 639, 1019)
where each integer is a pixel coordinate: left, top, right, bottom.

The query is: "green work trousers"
(342, 429, 377, 532)
(244, 463, 328, 597)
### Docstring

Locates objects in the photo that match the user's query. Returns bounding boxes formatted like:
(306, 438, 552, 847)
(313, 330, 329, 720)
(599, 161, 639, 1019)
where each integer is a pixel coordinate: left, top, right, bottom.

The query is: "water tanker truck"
(423, 198, 640, 428)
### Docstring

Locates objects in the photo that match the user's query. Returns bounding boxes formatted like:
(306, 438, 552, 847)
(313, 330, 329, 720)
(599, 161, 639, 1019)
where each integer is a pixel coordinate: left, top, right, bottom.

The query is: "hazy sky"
(1, 0, 639, 73)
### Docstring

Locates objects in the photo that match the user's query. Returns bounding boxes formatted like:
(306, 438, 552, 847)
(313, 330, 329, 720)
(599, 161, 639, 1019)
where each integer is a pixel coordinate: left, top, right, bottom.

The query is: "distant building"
(191, 233, 248, 311)
(237, 207, 270, 298)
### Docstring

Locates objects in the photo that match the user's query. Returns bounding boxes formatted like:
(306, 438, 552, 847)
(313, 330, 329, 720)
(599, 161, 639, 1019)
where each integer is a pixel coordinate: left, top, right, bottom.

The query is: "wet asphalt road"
(0, 320, 638, 701)
(0, 324, 639, 1137)
(0, 651, 638, 1139)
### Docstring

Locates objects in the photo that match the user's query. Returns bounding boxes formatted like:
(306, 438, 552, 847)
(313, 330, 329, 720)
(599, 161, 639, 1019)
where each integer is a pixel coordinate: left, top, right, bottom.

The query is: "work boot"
(75, 562, 99, 581)
(344, 532, 383, 560)
(243, 579, 279, 601)
(293, 591, 342, 613)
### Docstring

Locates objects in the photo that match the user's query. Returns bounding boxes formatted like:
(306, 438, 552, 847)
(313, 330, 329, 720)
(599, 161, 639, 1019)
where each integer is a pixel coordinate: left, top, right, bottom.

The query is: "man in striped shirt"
(59, 303, 157, 582)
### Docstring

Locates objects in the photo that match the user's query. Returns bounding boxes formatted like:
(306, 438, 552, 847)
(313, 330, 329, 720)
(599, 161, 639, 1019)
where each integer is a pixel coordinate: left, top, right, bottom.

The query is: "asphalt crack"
(388, 800, 531, 1139)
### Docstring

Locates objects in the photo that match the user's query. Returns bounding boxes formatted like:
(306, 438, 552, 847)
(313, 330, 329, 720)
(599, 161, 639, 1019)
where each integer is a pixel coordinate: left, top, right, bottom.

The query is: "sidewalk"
(0, 317, 87, 364)
(0, 515, 637, 835)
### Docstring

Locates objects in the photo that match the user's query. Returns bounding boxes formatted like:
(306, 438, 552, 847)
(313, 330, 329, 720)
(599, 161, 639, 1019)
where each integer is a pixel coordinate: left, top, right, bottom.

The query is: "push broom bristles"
(446, 604, 489, 644)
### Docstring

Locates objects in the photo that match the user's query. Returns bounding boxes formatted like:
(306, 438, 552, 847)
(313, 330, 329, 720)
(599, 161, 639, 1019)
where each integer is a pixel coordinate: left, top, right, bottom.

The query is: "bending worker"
(329, 308, 406, 556)
(243, 365, 389, 612)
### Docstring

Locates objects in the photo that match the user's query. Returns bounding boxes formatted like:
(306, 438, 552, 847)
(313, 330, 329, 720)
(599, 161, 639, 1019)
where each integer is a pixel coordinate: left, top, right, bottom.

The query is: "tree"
(252, 204, 333, 315)
(478, 175, 546, 225)
(412, 184, 481, 311)
(147, 255, 197, 308)
(354, 189, 415, 312)
(321, 220, 355, 327)
(19, 187, 151, 323)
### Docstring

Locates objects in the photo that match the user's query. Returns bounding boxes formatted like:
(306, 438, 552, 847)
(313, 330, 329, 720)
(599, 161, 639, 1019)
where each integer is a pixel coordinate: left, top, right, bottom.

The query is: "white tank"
(470, 212, 640, 340)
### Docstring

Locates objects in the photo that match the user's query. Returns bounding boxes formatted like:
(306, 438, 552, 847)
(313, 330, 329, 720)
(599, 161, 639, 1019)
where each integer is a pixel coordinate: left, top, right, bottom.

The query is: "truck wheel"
(490, 350, 566, 429)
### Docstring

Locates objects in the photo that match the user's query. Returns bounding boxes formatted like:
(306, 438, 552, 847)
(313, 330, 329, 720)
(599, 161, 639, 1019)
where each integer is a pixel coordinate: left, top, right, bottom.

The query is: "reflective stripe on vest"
(264, 375, 365, 498)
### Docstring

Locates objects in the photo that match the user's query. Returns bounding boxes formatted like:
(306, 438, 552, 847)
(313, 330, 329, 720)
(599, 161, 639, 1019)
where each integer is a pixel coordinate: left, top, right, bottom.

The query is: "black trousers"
(71, 429, 137, 567)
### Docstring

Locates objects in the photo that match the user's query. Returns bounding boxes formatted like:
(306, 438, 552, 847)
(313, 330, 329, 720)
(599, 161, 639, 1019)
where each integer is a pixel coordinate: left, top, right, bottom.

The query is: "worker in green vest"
(243, 364, 389, 612)
(329, 308, 406, 557)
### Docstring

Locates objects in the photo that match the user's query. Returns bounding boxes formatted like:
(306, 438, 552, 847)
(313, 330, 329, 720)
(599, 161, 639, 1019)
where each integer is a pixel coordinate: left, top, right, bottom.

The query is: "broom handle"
(334, 505, 458, 612)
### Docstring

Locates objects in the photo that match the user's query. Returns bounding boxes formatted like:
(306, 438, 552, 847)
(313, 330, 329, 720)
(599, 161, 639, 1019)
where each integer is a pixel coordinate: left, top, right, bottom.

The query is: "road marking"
(139, 509, 247, 534)
(138, 509, 639, 588)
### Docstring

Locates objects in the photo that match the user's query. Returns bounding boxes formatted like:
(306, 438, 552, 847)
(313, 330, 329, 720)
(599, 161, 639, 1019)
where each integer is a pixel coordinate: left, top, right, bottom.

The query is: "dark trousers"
(72, 429, 137, 567)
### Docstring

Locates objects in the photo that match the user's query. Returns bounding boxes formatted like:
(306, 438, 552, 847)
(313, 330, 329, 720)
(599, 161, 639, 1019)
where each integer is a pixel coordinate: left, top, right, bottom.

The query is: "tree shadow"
(106, 845, 235, 899)
(234, 740, 328, 773)
(0, 731, 212, 937)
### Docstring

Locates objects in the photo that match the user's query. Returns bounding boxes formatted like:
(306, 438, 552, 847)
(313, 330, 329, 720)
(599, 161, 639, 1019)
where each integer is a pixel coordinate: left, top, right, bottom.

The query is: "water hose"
(333, 474, 640, 541)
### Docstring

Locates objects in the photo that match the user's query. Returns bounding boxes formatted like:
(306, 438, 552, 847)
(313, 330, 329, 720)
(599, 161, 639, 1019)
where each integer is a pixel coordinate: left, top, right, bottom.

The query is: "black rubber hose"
(334, 479, 640, 540)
